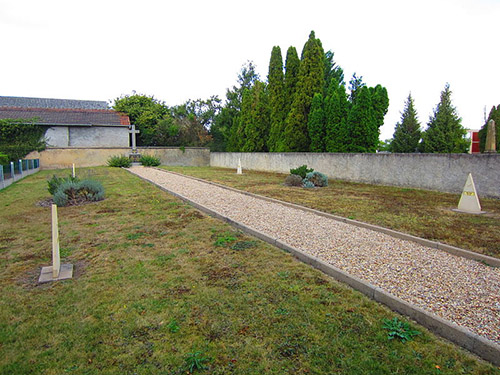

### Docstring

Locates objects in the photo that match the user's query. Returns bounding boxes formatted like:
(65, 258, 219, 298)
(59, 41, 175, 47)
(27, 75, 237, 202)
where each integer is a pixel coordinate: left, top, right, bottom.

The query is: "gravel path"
(128, 166, 500, 344)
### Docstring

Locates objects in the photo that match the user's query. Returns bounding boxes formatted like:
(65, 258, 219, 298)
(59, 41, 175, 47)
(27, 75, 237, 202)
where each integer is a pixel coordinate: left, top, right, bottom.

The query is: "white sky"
(1, 0, 499, 140)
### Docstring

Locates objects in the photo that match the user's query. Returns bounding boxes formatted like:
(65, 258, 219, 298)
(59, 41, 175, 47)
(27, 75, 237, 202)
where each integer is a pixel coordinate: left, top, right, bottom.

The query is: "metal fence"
(0, 159, 40, 190)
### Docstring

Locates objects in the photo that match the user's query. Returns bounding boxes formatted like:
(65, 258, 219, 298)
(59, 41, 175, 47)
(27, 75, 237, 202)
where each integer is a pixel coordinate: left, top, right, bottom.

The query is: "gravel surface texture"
(128, 166, 500, 344)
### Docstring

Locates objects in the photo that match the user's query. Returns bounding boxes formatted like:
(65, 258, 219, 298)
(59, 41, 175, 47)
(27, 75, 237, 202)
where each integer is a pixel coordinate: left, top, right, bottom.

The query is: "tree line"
(389, 85, 499, 153)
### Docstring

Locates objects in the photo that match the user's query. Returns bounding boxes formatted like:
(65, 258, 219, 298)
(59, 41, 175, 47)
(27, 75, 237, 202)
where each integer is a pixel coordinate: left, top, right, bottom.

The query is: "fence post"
(18, 160, 23, 178)
(30, 159, 34, 170)
(10, 162, 14, 181)
(0, 166, 4, 189)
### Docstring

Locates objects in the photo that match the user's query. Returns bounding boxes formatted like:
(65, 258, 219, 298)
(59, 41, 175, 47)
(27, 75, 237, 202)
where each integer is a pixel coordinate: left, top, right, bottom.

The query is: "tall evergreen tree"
(478, 105, 500, 152)
(282, 31, 325, 151)
(324, 50, 344, 92)
(308, 93, 325, 152)
(420, 84, 468, 153)
(241, 81, 271, 152)
(348, 73, 366, 104)
(391, 94, 421, 153)
(283, 47, 300, 119)
(267, 46, 286, 152)
(345, 86, 376, 152)
(324, 81, 349, 152)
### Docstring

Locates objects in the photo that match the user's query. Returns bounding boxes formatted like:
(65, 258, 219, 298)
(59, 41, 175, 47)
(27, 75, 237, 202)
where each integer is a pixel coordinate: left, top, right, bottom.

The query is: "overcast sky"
(1, 0, 499, 139)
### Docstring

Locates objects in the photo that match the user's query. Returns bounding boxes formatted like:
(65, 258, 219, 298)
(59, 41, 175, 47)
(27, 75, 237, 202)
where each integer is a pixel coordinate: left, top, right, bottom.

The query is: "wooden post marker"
(237, 158, 242, 175)
(453, 173, 485, 214)
(72, 163, 76, 178)
(38, 204, 73, 283)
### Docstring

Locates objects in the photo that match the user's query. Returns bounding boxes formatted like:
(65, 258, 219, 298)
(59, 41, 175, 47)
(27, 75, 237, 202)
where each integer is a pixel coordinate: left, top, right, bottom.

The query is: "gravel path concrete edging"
(158, 168, 500, 268)
(126, 167, 500, 366)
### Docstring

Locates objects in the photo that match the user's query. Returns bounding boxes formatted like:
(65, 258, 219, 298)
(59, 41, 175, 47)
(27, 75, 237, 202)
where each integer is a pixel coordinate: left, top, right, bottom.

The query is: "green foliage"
(184, 351, 211, 372)
(283, 46, 300, 125)
(213, 234, 237, 247)
(325, 81, 349, 152)
(241, 81, 271, 152)
(230, 240, 257, 251)
(107, 155, 132, 168)
(47, 174, 80, 195)
(0, 118, 46, 161)
(305, 171, 328, 187)
(0, 152, 9, 165)
(478, 105, 500, 152)
(167, 318, 180, 333)
(383, 317, 421, 343)
(391, 94, 422, 153)
(290, 165, 314, 179)
(139, 155, 161, 167)
(282, 31, 325, 151)
(308, 93, 325, 152)
(52, 179, 105, 207)
(420, 84, 468, 153)
(346, 86, 376, 152)
(283, 174, 304, 187)
(324, 50, 345, 90)
(267, 46, 286, 152)
(302, 180, 315, 188)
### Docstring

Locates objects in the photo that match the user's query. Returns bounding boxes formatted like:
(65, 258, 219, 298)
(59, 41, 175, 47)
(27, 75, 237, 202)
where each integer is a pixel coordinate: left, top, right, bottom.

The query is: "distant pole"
(18, 159, 23, 178)
(52, 204, 60, 278)
(237, 157, 242, 175)
(0, 166, 4, 189)
(72, 163, 76, 178)
(10, 162, 14, 181)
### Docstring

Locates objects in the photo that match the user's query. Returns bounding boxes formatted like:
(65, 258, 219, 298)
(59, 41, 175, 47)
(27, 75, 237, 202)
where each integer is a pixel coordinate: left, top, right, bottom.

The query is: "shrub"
(302, 180, 315, 188)
(283, 174, 304, 187)
(0, 152, 8, 165)
(305, 171, 328, 187)
(47, 174, 80, 195)
(107, 155, 131, 168)
(290, 165, 314, 179)
(140, 155, 161, 167)
(52, 179, 105, 207)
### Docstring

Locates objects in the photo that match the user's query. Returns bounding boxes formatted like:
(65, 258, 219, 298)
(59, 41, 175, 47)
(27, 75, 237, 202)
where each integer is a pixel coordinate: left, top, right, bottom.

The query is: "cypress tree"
(282, 31, 325, 151)
(420, 84, 468, 153)
(242, 81, 270, 152)
(478, 105, 500, 152)
(283, 47, 300, 119)
(325, 81, 349, 152)
(267, 46, 286, 152)
(391, 94, 421, 153)
(345, 86, 376, 152)
(308, 93, 325, 152)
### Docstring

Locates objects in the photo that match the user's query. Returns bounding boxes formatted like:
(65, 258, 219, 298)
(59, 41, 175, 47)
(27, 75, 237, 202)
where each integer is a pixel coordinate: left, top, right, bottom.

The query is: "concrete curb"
(127, 167, 500, 366)
(157, 168, 500, 268)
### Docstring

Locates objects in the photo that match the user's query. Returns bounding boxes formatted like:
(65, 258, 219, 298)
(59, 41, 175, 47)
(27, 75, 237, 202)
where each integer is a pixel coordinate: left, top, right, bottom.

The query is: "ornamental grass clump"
(52, 179, 105, 207)
(47, 174, 80, 195)
(140, 155, 161, 167)
(107, 155, 131, 168)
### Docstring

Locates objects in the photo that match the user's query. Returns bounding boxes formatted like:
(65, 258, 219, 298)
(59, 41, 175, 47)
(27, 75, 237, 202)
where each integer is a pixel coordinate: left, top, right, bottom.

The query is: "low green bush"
(302, 180, 315, 188)
(305, 171, 328, 187)
(140, 155, 161, 167)
(107, 155, 131, 168)
(47, 174, 80, 195)
(283, 174, 303, 187)
(290, 165, 314, 179)
(52, 179, 105, 207)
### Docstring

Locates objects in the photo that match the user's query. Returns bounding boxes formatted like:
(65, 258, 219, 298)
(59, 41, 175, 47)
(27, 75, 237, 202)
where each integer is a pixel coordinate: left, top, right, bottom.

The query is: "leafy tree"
(420, 84, 468, 153)
(345, 86, 376, 152)
(325, 81, 349, 152)
(113, 93, 169, 146)
(391, 94, 421, 153)
(478, 105, 500, 152)
(267, 46, 286, 152)
(242, 81, 271, 152)
(308, 93, 325, 152)
(282, 31, 325, 151)
(0, 118, 46, 161)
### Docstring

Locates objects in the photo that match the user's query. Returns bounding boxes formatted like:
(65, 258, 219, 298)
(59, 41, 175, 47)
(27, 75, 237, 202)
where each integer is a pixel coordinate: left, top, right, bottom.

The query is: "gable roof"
(0, 107, 130, 127)
(0, 96, 109, 110)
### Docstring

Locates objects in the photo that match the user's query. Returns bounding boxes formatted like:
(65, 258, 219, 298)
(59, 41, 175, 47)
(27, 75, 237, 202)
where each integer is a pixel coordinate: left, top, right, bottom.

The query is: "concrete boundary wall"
(210, 152, 500, 198)
(27, 147, 210, 169)
(126, 167, 500, 366)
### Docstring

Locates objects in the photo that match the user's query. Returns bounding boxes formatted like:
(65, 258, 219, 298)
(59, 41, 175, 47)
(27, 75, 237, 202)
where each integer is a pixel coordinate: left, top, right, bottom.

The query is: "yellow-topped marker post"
(453, 173, 485, 214)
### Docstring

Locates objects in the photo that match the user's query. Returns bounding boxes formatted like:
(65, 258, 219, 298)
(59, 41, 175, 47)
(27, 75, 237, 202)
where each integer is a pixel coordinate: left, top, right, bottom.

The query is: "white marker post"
(237, 158, 242, 175)
(52, 204, 61, 278)
(454, 173, 485, 214)
(72, 163, 76, 178)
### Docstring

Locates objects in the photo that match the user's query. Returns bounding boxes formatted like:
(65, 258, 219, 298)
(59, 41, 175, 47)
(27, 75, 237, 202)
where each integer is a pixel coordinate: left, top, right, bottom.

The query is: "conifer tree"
(391, 94, 421, 153)
(420, 84, 468, 153)
(241, 81, 270, 152)
(308, 93, 325, 152)
(282, 31, 325, 151)
(478, 105, 500, 152)
(267, 46, 286, 152)
(324, 81, 349, 152)
(345, 86, 376, 152)
(283, 47, 300, 119)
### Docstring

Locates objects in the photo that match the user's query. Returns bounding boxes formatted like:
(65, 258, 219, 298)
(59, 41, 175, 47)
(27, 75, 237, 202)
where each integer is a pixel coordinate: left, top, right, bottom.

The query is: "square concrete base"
(38, 263, 73, 283)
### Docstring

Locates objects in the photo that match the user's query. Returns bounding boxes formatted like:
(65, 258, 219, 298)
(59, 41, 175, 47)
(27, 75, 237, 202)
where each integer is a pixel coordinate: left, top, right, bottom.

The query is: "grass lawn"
(0, 167, 499, 374)
(162, 166, 500, 259)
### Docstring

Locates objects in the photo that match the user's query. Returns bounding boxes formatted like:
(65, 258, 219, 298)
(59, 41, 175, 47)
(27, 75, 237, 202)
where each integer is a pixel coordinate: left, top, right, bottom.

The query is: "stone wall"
(28, 147, 210, 169)
(211, 152, 500, 198)
(44, 126, 129, 147)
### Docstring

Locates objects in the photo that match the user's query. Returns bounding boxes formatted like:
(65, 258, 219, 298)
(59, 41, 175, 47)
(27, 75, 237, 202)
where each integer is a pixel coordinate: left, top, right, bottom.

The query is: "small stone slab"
(38, 263, 73, 283)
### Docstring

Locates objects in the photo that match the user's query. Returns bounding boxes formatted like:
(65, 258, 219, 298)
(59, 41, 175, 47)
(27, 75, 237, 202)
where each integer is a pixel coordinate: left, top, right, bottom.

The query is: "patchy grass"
(162, 166, 500, 258)
(0, 167, 499, 374)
